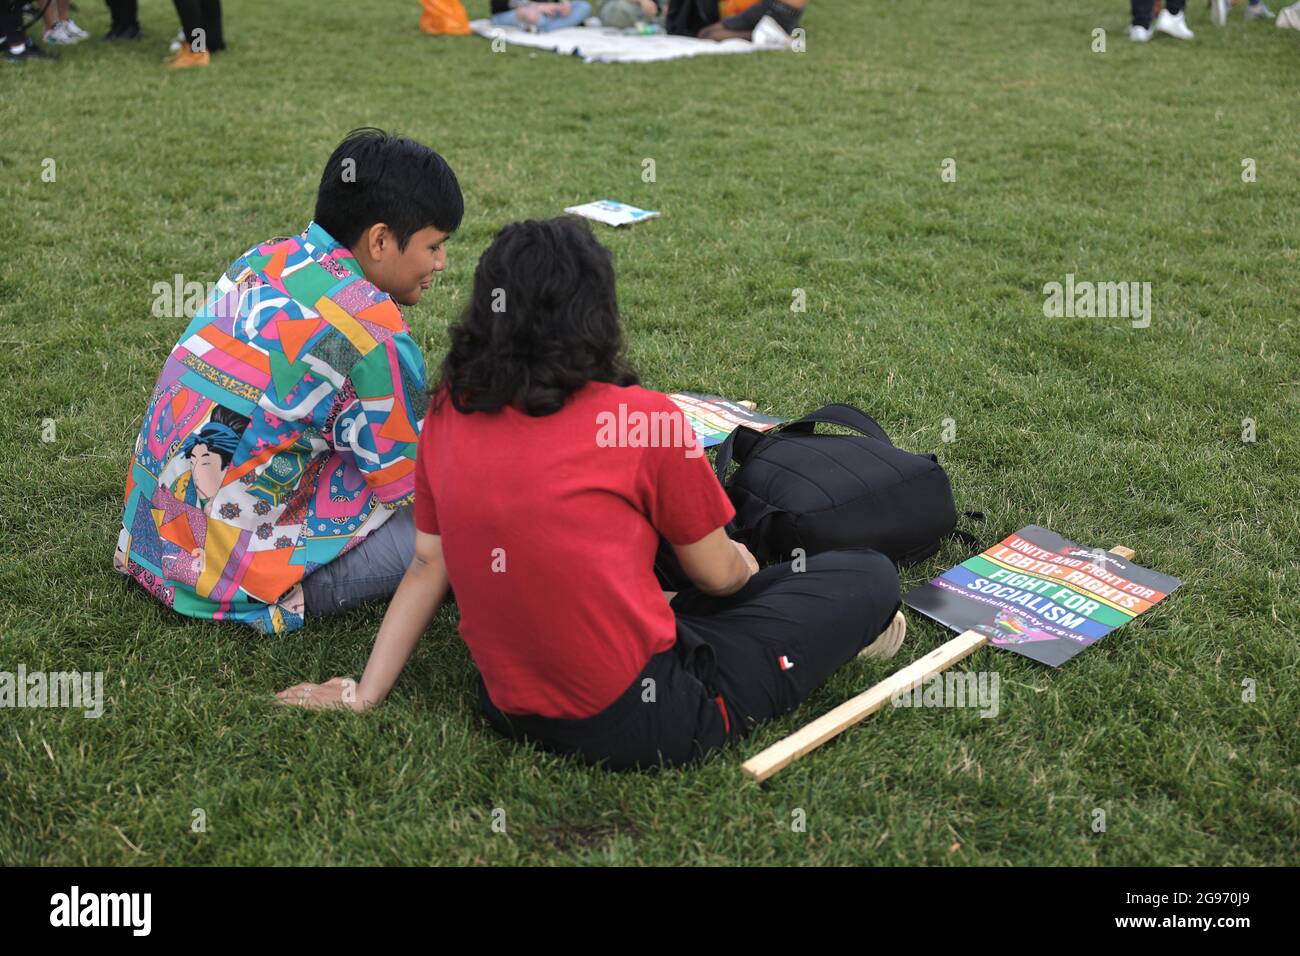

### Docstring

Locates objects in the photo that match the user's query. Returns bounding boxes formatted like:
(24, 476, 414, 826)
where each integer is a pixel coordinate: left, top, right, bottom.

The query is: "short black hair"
(314, 128, 464, 250)
(436, 217, 639, 417)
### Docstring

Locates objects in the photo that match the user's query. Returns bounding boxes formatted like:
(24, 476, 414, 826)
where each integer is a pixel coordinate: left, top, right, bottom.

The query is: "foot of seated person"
(859, 610, 907, 660)
(698, 21, 753, 40)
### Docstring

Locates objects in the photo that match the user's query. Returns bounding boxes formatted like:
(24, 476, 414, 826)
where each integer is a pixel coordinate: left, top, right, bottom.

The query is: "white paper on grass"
(468, 16, 792, 64)
(564, 200, 660, 227)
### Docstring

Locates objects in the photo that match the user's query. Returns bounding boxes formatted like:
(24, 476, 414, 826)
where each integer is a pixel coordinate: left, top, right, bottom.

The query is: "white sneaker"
(859, 611, 907, 661)
(1245, 2, 1275, 19)
(1279, 1, 1300, 27)
(1156, 8, 1195, 38)
(62, 19, 90, 39)
(42, 22, 79, 44)
(168, 29, 185, 53)
(1129, 23, 1154, 40)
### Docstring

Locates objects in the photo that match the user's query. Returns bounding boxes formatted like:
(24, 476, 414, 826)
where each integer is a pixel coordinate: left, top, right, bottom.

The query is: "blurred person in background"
(1130, 0, 1194, 40)
(1211, 0, 1273, 24)
(166, 0, 222, 68)
(489, 1, 592, 32)
(104, 0, 141, 39)
(598, 0, 662, 28)
(3, 0, 59, 60)
(39, 0, 90, 44)
(698, 0, 806, 39)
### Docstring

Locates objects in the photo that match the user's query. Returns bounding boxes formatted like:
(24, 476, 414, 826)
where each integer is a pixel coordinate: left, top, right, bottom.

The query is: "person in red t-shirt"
(278, 217, 903, 770)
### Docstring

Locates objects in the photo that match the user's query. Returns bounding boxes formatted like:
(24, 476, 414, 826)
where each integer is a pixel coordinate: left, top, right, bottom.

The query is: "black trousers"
(2, 0, 24, 47)
(479, 548, 901, 770)
(105, 0, 140, 32)
(173, 0, 223, 51)
(665, 0, 720, 35)
(1131, 0, 1185, 28)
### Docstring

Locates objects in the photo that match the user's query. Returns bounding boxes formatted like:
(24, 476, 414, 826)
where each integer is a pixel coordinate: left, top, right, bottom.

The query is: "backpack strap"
(713, 423, 768, 483)
(715, 404, 891, 482)
(775, 403, 893, 445)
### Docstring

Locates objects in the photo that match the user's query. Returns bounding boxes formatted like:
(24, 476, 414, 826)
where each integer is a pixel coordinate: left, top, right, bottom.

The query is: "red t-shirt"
(414, 382, 736, 719)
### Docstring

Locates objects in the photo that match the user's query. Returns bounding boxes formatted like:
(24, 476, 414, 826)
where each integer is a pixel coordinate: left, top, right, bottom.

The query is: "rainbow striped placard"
(904, 525, 1182, 666)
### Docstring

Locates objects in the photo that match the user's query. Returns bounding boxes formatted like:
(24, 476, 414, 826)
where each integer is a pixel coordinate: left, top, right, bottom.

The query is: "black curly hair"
(435, 217, 639, 417)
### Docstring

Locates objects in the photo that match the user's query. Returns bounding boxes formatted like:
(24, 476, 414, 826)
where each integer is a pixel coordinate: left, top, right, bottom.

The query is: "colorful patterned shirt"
(114, 222, 427, 634)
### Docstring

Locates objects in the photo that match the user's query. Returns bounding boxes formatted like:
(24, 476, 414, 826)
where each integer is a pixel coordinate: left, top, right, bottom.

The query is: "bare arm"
(671, 527, 759, 598)
(276, 529, 449, 711)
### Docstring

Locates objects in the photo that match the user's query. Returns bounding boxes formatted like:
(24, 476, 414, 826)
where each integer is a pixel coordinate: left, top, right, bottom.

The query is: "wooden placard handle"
(740, 628, 986, 782)
(740, 544, 1136, 782)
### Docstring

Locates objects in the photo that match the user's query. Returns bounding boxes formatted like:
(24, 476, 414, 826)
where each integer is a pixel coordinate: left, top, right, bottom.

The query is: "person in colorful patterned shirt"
(115, 129, 464, 634)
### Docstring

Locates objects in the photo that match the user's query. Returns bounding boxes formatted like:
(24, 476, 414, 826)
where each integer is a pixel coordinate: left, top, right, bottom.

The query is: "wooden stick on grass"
(740, 545, 1137, 783)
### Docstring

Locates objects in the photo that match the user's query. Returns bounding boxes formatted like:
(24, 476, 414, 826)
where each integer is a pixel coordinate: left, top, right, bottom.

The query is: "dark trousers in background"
(1131, 0, 1185, 27)
(173, 0, 223, 51)
(479, 548, 901, 770)
(665, 0, 720, 35)
(105, 0, 140, 31)
(2, 0, 25, 48)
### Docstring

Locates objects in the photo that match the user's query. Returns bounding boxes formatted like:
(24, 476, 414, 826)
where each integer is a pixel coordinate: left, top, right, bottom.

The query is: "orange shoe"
(164, 48, 209, 69)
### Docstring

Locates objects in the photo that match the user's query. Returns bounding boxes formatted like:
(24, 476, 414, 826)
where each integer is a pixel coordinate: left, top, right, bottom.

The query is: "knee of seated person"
(815, 548, 898, 593)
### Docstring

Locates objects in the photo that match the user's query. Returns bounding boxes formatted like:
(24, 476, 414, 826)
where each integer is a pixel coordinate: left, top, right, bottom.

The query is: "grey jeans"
(301, 507, 416, 618)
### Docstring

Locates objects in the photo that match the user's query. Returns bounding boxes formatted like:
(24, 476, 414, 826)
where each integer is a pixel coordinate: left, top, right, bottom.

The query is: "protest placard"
(904, 525, 1182, 666)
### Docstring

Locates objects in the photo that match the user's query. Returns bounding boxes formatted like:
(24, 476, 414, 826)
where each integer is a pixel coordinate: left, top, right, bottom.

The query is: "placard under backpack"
(668, 392, 785, 447)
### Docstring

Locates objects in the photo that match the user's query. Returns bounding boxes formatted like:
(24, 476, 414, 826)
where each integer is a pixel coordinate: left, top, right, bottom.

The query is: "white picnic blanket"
(469, 15, 793, 64)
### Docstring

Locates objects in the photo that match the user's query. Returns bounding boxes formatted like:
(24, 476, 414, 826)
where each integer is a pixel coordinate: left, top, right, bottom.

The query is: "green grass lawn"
(1, 0, 1297, 866)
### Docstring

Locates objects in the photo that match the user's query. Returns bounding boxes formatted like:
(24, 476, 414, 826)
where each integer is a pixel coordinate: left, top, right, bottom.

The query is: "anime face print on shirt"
(173, 406, 250, 515)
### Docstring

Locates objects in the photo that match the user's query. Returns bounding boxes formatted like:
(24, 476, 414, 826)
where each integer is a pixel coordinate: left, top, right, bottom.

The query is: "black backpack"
(713, 404, 966, 566)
